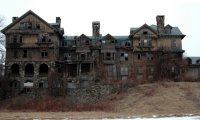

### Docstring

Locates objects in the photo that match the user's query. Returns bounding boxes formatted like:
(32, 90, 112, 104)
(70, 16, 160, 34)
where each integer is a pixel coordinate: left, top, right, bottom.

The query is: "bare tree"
(0, 16, 5, 64)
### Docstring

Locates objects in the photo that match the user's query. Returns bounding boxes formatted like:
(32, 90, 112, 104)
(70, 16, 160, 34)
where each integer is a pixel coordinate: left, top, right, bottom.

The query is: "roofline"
(1, 10, 55, 34)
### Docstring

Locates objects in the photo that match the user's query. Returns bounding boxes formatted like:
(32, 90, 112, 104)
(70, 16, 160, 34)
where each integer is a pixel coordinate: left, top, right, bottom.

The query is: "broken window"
(120, 53, 128, 61)
(25, 64, 34, 76)
(39, 64, 48, 76)
(11, 64, 19, 75)
(41, 50, 48, 58)
(23, 50, 27, 58)
(20, 22, 25, 29)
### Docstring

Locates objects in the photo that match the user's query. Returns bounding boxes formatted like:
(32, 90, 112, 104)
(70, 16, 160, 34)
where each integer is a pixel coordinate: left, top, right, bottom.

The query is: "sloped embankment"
(105, 82, 200, 115)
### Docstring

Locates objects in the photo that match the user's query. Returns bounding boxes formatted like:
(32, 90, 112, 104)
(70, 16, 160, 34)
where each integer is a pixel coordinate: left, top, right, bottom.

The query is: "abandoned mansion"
(1, 10, 186, 91)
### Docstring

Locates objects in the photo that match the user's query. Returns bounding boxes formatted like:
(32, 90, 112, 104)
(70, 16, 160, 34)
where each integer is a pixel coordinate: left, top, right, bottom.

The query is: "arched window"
(25, 64, 34, 76)
(39, 64, 49, 76)
(11, 64, 19, 75)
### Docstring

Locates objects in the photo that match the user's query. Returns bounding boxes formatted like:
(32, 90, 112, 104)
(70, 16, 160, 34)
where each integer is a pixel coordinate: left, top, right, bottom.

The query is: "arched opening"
(11, 64, 19, 75)
(25, 64, 34, 76)
(39, 64, 49, 76)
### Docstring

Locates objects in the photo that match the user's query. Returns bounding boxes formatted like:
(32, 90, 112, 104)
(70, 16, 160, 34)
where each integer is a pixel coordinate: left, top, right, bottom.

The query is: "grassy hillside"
(104, 82, 200, 116)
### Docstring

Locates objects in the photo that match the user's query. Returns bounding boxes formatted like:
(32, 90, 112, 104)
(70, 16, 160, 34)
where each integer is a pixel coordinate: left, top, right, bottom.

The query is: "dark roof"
(185, 57, 200, 64)
(63, 35, 130, 41)
(130, 24, 185, 37)
(1, 10, 55, 33)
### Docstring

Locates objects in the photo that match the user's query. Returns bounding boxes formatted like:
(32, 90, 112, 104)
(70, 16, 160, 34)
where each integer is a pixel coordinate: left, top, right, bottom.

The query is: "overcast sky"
(0, 0, 199, 56)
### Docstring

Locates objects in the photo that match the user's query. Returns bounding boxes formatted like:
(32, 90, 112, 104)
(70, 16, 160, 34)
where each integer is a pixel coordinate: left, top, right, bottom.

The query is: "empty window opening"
(143, 31, 148, 35)
(68, 64, 77, 77)
(85, 40, 89, 45)
(14, 51, 18, 58)
(23, 50, 27, 58)
(11, 64, 19, 75)
(25, 64, 34, 76)
(137, 54, 141, 60)
(36, 23, 40, 29)
(39, 81, 44, 88)
(111, 40, 115, 43)
(125, 42, 131, 47)
(39, 64, 49, 75)
(81, 53, 86, 60)
(28, 22, 32, 29)
(81, 63, 90, 74)
(13, 35, 17, 43)
(41, 50, 48, 58)
(106, 53, 111, 60)
(19, 35, 23, 43)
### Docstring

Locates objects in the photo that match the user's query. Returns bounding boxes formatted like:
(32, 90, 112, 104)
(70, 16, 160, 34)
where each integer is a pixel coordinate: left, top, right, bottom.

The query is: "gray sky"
(0, 0, 199, 56)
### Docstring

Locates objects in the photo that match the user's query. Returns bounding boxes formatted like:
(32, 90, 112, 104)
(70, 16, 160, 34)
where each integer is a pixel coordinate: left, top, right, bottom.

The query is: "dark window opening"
(39, 82, 44, 88)
(13, 35, 17, 43)
(106, 53, 111, 60)
(137, 54, 141, 60)
(143, 31, 148, 35)
(19, 35, 23, 43)
(81, 53, 86, 60)
(48, 39, 51, 42)
(14, 51, 18, 58)
(41, 50, 48, 58)
(68, 64, 77, 77)
(125, 57, 128, 61)
(85, 40, 89, 45)
(23, 50, 27, 58)
(25, 64, 34, 76)
(121, 53, 124, 57)
(10, 80, 20, 89)
(39, 64, 49, 76)
(81, 63, 90, 73)
(42, 36, 46, 42)
(125, 42, 131, 47)
(36, 23, 40, 29)
(11, 64, 19, 75)
(111, 40, 115, 43)
(28, 22, 32, 29)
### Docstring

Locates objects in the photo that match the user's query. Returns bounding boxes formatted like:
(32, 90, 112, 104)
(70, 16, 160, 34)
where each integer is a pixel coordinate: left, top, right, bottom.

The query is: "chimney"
(92, 21, 100, 38)
(156, 15, 165, 33)
(12, 17, 18, 22)
(56, 17, 61, 27)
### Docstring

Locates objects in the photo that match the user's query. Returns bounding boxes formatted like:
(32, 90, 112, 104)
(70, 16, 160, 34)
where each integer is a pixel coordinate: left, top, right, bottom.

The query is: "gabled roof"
(1, 10, 55, 33)
(131, 24, 157, 36)
(102, 34, 115, 40)
(77, 34, 91, 40)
